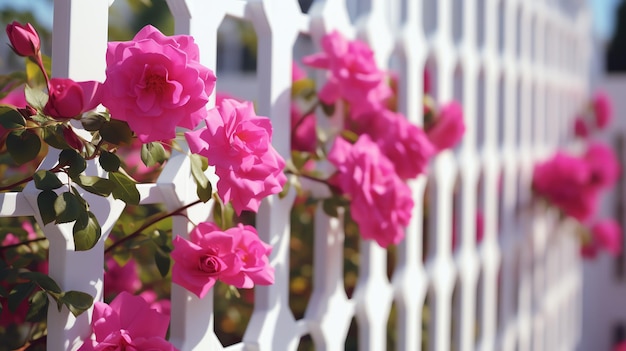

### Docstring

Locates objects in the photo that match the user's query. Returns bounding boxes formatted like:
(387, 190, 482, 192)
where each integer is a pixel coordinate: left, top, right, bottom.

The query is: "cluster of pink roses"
(171, 223, 273, 298)
(5, 22, 280, 349)
(299, 31, 465, 247)
(532, 93, 621, 257)
(574, 91, 612, 138)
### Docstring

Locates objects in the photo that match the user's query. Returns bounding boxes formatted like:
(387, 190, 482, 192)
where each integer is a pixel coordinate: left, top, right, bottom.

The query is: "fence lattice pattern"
(0, 0, 591, 350)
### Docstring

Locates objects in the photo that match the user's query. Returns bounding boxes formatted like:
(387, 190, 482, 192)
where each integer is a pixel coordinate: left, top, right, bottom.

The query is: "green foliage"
(53, 192, 82, 224)
(74, 175, 115, 197)
(109, 171, 141, 205)
(6, 130, 41, 165)
(80, 113, 107, 132)
(73, 211, 101, 251)
(141, 142, 167, 167)
(190, 154, 212, 202)
(33, 170, 62, 191)
(24, 84, 49, 110)
(57, 291, 94, 317)
(36, 190, 58, 225)
(42, 124, 73, 150)
(0, 106, 26, 129)
(99, 151, 120, 172)
(99, 119, 134, 146)
(59, 149, 86, 178)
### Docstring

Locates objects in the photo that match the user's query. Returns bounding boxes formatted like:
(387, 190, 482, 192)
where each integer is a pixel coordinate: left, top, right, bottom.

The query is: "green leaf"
(190, 154, 212, 202)
(0, 106, 25, 129)
(26, 290, 48, 322)
(6, 130, 41, 165)
(141, 142, 167, 167)
(74, 175, 115, 197)
(42, 124, 71, 150)
(100, 119, 133, 146)
(109, 172, 140, 205)
(59, 149, 86, 178)
(54, 192, 83, 224)
(33, 170, 63, 191)
(73, 211, 101, 251)
(20, 271, 62, 293)
(278, 178, 290, 199)
(37, 190, 58, 225)
(213, 199, 235, 230)
(154, 247, 171, 278)
(99, 151, 120, 172)
(70, 186, 88, 207)
(322, 197, 346, 218)
(8, 282, 35, 312)
(24, 84, 48, 110)
(111, 250, 131, 267)
(59, 290, 94, 317)
(291, 78, 316, 98)
(80, 113, 107, 131)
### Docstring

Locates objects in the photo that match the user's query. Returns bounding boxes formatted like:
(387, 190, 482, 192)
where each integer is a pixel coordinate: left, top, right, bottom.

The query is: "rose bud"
(62, 125, 84, 151)
(43, 78, 101, 120)
(6, 22, 41, 58)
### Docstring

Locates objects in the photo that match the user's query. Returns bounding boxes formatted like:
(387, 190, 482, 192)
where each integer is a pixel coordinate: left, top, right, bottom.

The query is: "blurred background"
(1, 1, 626, 350)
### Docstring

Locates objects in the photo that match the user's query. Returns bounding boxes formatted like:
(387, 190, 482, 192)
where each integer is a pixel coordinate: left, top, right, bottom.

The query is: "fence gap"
(288, 200, 314, 320)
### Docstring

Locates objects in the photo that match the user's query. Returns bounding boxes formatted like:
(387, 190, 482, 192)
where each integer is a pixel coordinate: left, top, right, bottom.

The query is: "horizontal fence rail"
(0, 0, 590, 350)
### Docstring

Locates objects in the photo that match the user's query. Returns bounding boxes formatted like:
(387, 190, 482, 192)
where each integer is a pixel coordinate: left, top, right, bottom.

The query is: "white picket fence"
(0, 0, 591, 350)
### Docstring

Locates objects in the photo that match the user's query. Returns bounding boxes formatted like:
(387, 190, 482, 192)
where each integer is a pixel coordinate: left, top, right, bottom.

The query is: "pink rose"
(328, 136, 413, 247)
(102, 25, 216, 142)
(291, 103, 316, 153)
(302, 30, 391, 116)
(171, 222, 273, 298)
(573, 116, 589, 138)
(532, 151, 598, 222)
(0, 86, 27, 109)
(424, 68, 431, 94)
(614, 342, 626, 351)
(591, 219, 622, 256)
(348, 109, 435, 179)
(140, 290, 171, 318)
(292, 62, 307, 81)
(62, 125, 84, 151)
(104, 257, 141, 298)
(185, 98, 286, 214)
(78, 291, 177, 351)
(427, 101, 466, 151)
(592, 91, 612, 129)
(43, 78, 102, 120)
(584, 142, 620, 190)
(5, 22, 40, 57)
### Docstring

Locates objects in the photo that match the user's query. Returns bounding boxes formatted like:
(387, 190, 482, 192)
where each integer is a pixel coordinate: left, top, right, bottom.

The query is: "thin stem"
(105, 199, 202, 254)
(34, 53, 50, 88)
(0, 237, 47, 251)
(86, 139, 105, 160)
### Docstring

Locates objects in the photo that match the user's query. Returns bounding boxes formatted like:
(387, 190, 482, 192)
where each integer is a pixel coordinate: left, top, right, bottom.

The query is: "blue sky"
(592, 0, 622, 40)
(0, 0, 622, 41)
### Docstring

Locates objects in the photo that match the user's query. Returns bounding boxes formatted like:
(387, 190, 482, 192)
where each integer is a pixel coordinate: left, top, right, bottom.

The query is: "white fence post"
(22, 1, 115, 350)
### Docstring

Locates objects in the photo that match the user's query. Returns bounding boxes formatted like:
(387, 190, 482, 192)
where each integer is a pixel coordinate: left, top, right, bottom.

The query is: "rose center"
(144, 71, 167, 95)
(198, 252, 222, 275)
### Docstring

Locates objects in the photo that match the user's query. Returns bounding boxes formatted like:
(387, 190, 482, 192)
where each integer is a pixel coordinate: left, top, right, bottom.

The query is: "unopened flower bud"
(6, 22, 40, 58)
